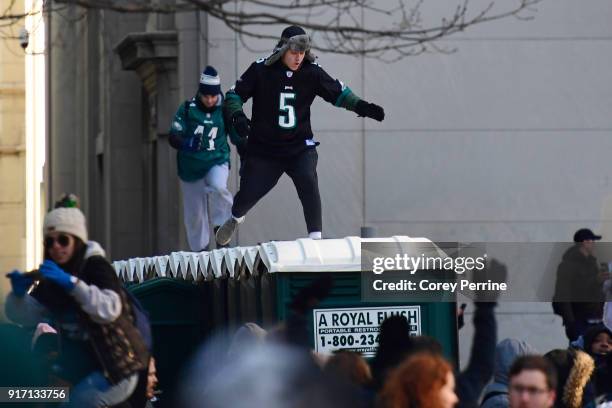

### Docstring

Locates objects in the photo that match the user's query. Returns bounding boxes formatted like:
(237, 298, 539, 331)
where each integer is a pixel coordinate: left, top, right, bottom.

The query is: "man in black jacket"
(553, 228, 607, 342)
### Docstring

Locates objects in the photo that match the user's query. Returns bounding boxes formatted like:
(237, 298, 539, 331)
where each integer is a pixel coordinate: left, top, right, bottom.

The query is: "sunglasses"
(44, 234, 72, 248)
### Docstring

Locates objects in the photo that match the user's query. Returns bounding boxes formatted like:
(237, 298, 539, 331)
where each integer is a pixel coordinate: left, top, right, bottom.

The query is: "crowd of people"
(3, 211, 612, 407)
(2, 194, 612, 408)
(177, 265, 612, 408)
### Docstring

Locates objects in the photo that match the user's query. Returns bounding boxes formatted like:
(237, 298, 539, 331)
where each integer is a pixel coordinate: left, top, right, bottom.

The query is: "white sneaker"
(216, 217, 240, 246)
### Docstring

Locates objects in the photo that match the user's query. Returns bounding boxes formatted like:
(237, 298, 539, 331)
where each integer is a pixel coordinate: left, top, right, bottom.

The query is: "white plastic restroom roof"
(112, 236, 443, 283)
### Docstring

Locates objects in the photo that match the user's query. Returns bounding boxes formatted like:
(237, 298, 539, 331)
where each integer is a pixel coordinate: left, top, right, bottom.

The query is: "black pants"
(232, 148, 322, 233)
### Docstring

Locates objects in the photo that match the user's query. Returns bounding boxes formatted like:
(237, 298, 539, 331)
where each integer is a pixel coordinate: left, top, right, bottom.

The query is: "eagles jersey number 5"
(278, 92, 296, 129)
(224, 58, 363, 157)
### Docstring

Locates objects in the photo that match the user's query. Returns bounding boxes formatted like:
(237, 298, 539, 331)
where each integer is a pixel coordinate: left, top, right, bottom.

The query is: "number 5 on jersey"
(279, 92, 296, 129)
(194, 125, 218, 151)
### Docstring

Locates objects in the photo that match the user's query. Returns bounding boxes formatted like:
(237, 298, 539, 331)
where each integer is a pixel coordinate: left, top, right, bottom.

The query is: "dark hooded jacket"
(553, 245, 604, 325)
(583, 324, 612, 396)
(545, 348, 596, 408)
(480, 338, 537, 408)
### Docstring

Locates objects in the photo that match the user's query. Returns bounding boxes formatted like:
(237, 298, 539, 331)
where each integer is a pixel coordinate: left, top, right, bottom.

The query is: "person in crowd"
(168, 65, 242, 251)
(377, 352, 458, 408)
(553, 228, 607, 342)
(324, 350, 374, 404)
(227, 322, 268, 358)
(324, 350, 372, 388)
(583, 324, 612, 356)
(4, 201, 149, 407)
(453, 259, 506, 407)
(603, 279, 612, 332)
(371, 300, 497, 408)
(145, 357, 159, 406)
(597, 285, 612, 403)
(370, 314, 414, 390)
(456, 301, 498, 408)
(507, 355, 557, 408)
(370, 298, 496, 408)
(581, 324, 612, 397)
(182, 340, 367, 408)
(544, 348, 595, 408)
(371, 256, 502, 395)
(481, 338, 538, 408)
(127, 355, 159, 408)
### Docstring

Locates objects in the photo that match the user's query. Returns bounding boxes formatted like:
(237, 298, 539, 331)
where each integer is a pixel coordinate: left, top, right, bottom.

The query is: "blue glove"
(39, 260, 75, 292)
(181, 136, 203, 152)
(6, 270, 33, 297)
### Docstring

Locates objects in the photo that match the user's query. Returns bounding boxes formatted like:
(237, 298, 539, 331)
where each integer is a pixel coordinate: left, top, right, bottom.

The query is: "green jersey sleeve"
(170, 103, 187, 137)
(314, 64, 361, 111)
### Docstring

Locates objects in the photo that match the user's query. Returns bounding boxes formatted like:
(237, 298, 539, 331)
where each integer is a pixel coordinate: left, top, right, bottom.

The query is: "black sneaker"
(215, 219, 238, 246)
(214, 226, 229, 249)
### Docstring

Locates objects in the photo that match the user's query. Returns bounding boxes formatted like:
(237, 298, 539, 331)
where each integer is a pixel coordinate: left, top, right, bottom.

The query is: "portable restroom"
(115, 236, 459, 365)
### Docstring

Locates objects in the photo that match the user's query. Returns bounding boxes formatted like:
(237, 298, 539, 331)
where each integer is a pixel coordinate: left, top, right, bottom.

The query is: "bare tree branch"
(45, 0, 543, 59)
(0, 11, 34, 21)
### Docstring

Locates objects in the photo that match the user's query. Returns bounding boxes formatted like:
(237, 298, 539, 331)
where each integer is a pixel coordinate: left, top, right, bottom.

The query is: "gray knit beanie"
(43, 207, 88, 243)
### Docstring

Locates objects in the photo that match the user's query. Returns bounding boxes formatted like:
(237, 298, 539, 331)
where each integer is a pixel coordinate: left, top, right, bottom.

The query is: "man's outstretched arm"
(456, 302, 497, 407)
(314, 65, 385, 122)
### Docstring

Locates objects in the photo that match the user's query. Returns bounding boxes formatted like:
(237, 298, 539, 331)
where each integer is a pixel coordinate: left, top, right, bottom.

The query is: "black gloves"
(232, 111, 251, 139)
(235, 137, 247, 158)
(355, 100, 385, 122)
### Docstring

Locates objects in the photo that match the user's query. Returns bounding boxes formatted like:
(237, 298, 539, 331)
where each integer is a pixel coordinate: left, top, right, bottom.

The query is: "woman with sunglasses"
(5, 205, 149, 407)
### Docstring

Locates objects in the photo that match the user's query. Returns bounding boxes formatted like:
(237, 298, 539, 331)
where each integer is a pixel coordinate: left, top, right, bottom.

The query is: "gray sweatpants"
(180, 163, 233, 251)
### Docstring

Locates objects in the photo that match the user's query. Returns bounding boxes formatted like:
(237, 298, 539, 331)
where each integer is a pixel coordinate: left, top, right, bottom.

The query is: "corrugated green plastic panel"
(126, 278, 211, 403)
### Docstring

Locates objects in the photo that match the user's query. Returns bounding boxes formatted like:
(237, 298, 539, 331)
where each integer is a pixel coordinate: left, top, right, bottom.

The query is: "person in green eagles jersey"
(168, 66, 243, 251)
